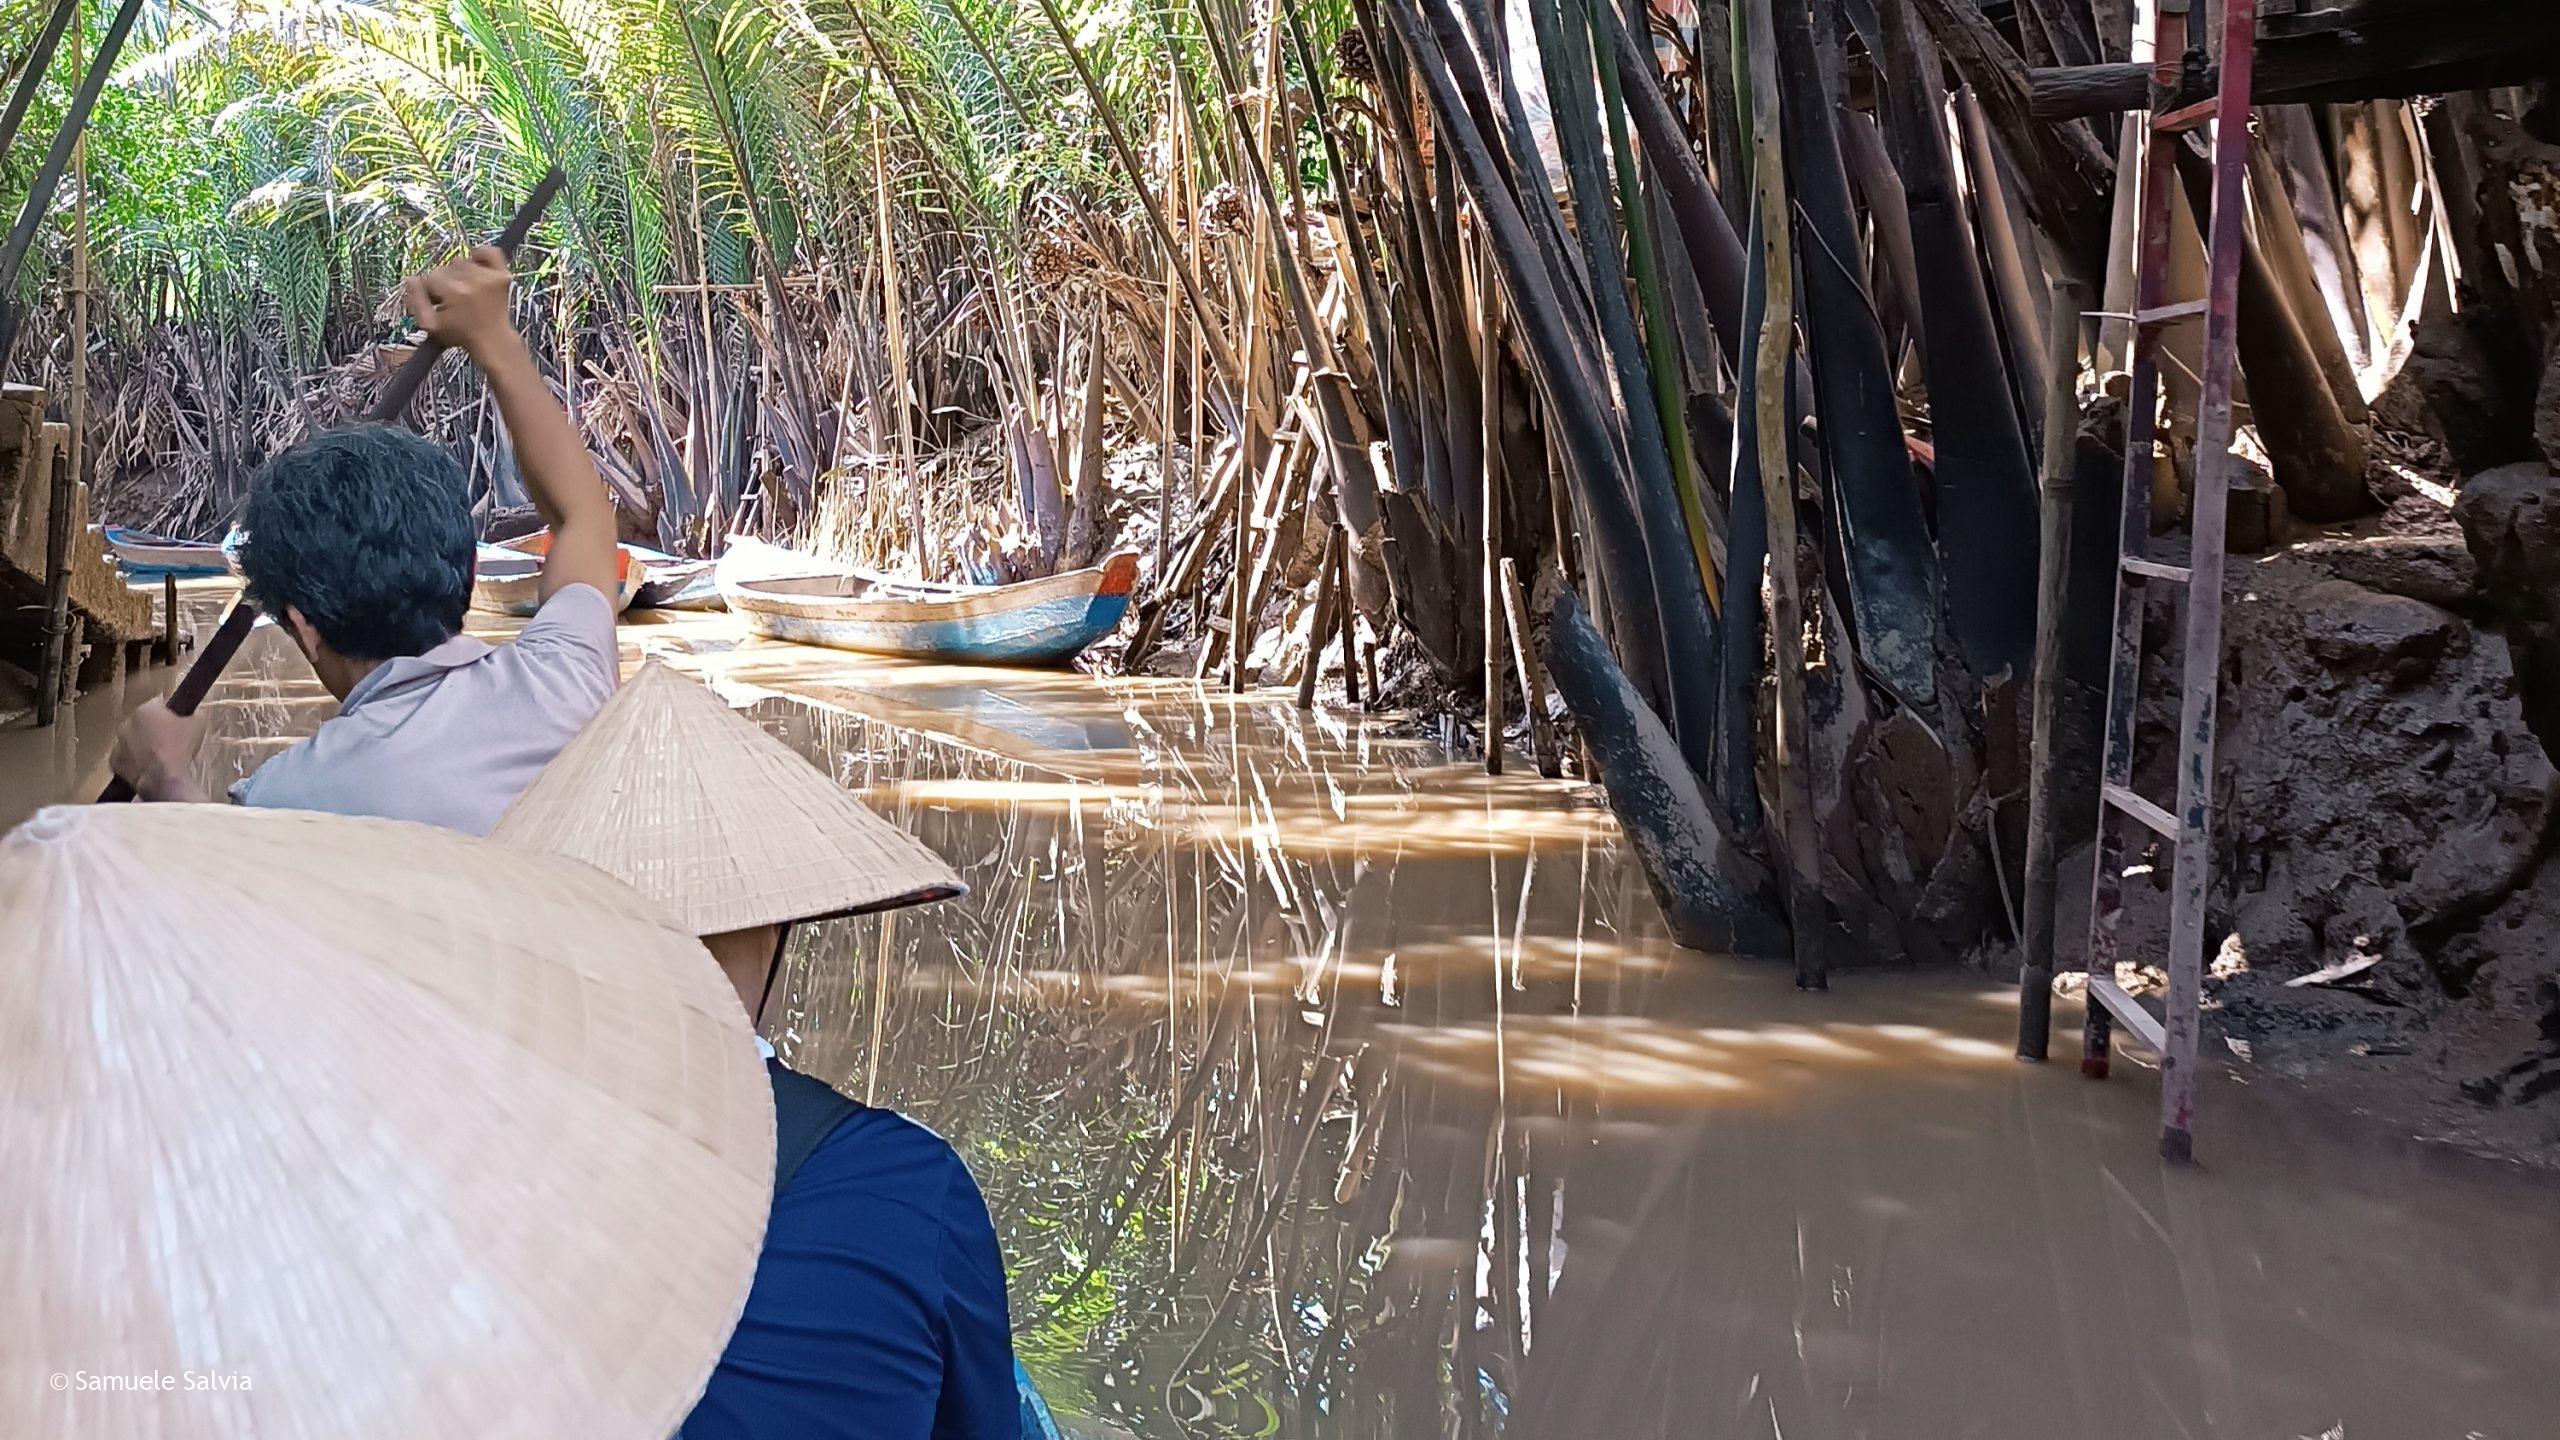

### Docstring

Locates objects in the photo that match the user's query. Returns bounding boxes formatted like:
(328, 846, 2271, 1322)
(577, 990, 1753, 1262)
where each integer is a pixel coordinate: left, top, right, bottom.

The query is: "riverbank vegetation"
(7, 0, 2559, 975)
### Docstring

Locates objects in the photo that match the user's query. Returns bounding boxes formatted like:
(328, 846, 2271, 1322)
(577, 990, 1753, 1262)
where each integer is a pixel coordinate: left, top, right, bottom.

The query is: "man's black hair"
(235, 425, 474, 660)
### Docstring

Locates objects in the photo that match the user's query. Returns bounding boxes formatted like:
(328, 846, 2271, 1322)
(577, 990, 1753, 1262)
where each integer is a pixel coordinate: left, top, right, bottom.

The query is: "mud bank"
(2067, 470, 2560, 1164)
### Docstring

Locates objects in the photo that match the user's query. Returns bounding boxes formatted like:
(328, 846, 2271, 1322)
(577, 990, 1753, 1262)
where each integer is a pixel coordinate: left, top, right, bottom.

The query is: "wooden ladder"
(2081, 0, 2258, 1163)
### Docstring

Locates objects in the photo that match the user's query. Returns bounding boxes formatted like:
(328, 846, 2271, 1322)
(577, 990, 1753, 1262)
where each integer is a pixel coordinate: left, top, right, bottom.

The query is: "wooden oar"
(98, 169, 564, 805)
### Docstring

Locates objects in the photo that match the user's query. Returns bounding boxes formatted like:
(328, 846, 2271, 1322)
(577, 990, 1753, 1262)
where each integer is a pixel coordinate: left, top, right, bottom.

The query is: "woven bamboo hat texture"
(0, 802, 773, 1440)
(490, 658, 965, 935)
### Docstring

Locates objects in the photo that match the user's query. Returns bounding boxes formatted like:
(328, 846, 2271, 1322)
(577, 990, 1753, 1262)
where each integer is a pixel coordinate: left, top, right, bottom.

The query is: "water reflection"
(733, 664, 2560, 1440)
(11, 607, 2552, 1440)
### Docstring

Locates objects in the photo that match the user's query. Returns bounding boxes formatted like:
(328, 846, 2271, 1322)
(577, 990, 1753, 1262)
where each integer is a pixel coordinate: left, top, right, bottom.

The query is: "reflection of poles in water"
(1489, 790, 1510, 1122)
(1573, 836, 1591, 1013)
(865, 904, 896, 1105)
(1159, 1050, 1349, 1418)
(748, 676, 1657, 1428)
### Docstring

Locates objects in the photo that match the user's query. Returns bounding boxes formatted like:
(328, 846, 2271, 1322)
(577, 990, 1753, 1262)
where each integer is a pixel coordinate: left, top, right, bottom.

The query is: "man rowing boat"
(108, 247, 619, 831)
(101, 249, 1036, 1438)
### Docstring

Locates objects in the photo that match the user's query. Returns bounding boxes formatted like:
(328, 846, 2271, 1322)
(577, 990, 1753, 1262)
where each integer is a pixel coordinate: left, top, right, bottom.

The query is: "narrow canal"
(6, 596, 2554, 1439)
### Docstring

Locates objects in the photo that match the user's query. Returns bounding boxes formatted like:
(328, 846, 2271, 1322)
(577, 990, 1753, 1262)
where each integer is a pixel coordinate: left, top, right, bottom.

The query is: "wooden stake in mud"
(34, 444, 72, 727)
(96, 168, 563, 801)
(2018, 280, 2089, 1060)
(1337, 532, 1362, 709)
(161, 573, 180, 665)
(1300, 526, 1343, 710)
(1499, 558, 1560, 778)
(59, 615, 82, 706)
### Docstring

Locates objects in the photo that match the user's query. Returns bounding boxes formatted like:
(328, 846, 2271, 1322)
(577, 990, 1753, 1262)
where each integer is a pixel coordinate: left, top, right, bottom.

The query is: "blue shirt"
(680, 1105, 1020, 1440)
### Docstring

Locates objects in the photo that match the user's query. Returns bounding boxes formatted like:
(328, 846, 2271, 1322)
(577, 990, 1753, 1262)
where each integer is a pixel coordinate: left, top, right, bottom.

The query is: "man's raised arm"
(405, 247, 617, 603)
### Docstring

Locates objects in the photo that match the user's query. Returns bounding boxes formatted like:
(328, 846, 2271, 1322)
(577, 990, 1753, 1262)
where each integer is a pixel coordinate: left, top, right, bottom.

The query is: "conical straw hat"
(490, 658, 965, 936)
(0, 802, 772, 1440)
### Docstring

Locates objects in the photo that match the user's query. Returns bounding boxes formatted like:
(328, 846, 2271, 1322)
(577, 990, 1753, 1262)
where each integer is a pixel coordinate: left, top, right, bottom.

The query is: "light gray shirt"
(231, 583, 619, 835)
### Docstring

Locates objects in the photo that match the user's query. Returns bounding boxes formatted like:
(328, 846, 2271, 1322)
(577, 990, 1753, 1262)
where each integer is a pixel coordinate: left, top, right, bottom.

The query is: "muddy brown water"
(4, 597, 2554, 1439)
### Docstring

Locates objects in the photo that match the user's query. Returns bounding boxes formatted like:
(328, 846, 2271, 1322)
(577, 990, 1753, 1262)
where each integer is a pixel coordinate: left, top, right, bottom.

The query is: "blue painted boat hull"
(719, 545, 1140, 667)
(741, 589, 1133, 665)
(104, 526, 228, 579)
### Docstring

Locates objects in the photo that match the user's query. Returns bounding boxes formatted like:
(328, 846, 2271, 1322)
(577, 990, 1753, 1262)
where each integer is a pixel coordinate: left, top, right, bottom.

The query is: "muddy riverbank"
(4, 599, 2555, 1439)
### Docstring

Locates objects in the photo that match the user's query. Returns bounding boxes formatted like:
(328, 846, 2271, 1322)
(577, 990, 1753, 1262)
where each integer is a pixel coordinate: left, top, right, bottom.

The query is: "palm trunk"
(1772, 0, 1941, 707)
(1875, 0, 2040, 683)
(1380, 0, 1672, 705)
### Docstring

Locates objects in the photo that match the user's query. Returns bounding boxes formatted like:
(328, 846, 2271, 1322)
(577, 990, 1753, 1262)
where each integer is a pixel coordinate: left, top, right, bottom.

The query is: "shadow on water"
(8, 605, 2553, 1439)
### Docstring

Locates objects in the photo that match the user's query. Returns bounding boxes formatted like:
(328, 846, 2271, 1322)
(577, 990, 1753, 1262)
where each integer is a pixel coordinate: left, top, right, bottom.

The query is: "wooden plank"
(1, 417, 151, 647)
(2031, 7, 2560, 118)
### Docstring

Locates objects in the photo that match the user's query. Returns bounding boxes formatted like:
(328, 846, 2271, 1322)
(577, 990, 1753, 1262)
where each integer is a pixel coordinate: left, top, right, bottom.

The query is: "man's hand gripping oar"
(98, 169, 563, 805)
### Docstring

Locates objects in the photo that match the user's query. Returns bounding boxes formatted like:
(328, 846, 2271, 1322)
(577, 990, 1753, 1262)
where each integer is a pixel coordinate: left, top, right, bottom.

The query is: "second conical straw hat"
(0, 802, 771, 1440)
(491, 658, 964, 935)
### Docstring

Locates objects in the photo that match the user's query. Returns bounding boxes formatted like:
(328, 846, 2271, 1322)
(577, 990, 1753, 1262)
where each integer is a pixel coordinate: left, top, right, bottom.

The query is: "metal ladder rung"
(2089, 977, 2168, 1057)
(2153, 97, 2218, 134)
(2134, 299, 2209, 327)
(2122, 556, 2192, 583)
(2103, 782, 2178, 838)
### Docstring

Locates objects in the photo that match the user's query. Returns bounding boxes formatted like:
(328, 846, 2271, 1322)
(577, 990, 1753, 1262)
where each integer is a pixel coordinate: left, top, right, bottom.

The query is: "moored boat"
(624, 543, 724, 610)
(104, 526, 230, 579)
(471, 535, 645, 616)
(716, 537, 1139, 666)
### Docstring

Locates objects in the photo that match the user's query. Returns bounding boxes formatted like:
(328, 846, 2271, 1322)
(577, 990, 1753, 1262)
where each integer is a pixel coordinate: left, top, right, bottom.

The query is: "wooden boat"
(716, 537, 1139, 666)
(471, 536, 644, 617)
(104, 526, 229, 579)
(623, 543, 723, 611)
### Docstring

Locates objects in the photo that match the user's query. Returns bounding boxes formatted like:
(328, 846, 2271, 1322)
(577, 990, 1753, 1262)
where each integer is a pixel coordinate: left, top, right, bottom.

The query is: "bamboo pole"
(37, 3, 90, 727)
(1479, 230, 1505, 776)
(34, 443, 71, 727)
(1228, 155, 1275, 693)
(161, 573, 179, 665)
(1743, 0, 1826, 990)
(1500, 558, 1560, 777)
(1024, 0, 1244, 408)
(2018, 280, 2088, 1061)
(65, 0, 89, 635)
(872, 116, 922, 572)
(1337, 521, 1362, 709)
(1299, 526, 1343, 710)
(1157, 82, 1183, 584)
(688, 164, 722, 528)
(0, 0, 138, 367)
